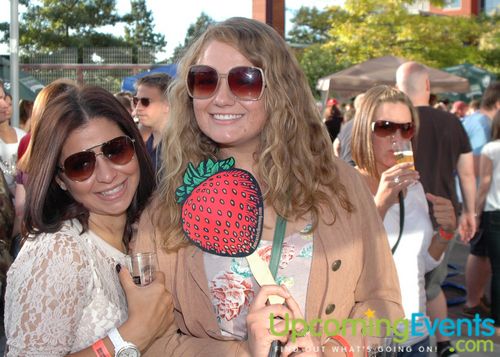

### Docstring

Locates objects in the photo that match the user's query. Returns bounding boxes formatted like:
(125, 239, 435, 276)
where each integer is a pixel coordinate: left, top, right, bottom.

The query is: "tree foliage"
(286, 6, 333, 46)
(287, 0, 499, 96)
(0, 0, 166, 62)
(122, 0, 166, 53)
(169, 12, 215, 63)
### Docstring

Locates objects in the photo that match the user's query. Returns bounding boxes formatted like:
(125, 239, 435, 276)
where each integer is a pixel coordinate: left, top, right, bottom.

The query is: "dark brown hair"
(24, 86, 155, 243)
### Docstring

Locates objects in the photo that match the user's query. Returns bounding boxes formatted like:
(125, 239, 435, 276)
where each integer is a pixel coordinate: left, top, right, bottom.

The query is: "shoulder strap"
(269, 215, 287, 279)
(391, 192, 405, 255)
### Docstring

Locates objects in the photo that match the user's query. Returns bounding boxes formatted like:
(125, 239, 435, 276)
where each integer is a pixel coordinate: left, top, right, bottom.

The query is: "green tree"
(289, 0, 498, 93)
(123, 0, 166, 55)
(170, 12, 214, 63)
(0, 0, 166, 63)
(18, 0, 126, 52)
(287, 6, 333, 46)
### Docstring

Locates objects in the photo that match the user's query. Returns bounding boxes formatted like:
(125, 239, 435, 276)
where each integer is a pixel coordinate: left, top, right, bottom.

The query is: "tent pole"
(10, 0, 20, 128)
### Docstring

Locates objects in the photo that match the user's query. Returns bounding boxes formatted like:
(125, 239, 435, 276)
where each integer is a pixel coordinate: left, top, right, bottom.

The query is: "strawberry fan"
(175, 157, 264, 257)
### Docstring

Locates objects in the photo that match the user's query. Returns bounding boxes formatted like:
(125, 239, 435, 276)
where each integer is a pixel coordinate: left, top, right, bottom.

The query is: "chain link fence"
(20, 47, 160, 93)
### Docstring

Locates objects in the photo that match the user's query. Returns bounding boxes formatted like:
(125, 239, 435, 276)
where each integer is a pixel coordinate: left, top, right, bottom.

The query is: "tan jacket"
(143, 161, 403, 356)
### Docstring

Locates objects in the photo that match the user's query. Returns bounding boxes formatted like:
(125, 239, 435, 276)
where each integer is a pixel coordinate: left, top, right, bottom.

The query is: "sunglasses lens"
(373, 121, 414, 139)
(373, 121, 396, 137)
(187, 65, 218, 99)
(400, 123, 415, 139)
(133, 97, 151, 107)
(102, 136, 135, 165)
(228, 67, 264, 100)
(63, 151, 96, 181)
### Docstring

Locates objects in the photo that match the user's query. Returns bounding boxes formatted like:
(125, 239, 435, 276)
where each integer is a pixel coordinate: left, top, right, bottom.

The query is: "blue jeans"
(397, 337, 430, 357)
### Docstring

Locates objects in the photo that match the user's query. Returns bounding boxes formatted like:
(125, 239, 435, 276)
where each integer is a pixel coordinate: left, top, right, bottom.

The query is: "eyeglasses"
(371, 120, 415, 139)
(132, 96, 152, 107)
(187, 65, 265, 101)
(59, 136, 136, 182)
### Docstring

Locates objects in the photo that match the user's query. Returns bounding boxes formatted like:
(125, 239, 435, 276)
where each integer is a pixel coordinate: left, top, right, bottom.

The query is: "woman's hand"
(426, 193, 457, 233)
(374, 163, 419, 217)
(247, 285, 292, 357)
(118, 265, 174, 350)
(281, 291, 322, 357)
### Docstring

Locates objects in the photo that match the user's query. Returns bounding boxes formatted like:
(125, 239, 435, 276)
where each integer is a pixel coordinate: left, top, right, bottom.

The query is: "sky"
(0, 0, 344, 59)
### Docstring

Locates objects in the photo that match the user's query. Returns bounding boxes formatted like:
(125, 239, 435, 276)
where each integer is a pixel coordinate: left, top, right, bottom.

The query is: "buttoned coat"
(142, 161, 404, 356)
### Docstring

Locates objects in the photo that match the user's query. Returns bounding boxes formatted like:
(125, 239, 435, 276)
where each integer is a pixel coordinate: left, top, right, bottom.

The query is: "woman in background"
(351, 85, 457, 356)
(476, 110, 500, 336)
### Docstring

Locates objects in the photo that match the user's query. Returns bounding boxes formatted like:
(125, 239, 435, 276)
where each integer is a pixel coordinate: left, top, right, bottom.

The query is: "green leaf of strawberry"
(176, 157, 235, 204)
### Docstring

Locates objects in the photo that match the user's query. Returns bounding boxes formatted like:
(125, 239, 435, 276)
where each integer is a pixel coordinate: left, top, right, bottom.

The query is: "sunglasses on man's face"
(187, 65, 266, 101)
(132, 96, 152, 107)
(59, 136, 136, 182)
(371, 120, 415, 139)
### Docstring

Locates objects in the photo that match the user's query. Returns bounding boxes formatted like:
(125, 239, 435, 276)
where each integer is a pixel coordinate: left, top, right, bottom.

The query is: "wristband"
(327, 335, 354, 357)
(92, 339, 112, 357)
(438, 227, 454, 241)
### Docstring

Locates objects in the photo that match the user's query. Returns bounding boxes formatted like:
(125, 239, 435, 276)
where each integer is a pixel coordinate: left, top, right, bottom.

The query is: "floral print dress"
(203, 224, 314, 339)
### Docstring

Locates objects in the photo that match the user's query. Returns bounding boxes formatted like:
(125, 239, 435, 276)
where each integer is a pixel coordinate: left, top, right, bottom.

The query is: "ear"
(55, 175, 68, 191)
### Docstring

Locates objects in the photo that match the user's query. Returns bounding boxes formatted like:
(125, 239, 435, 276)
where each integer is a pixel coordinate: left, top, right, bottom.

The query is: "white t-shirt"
(0, 127, 26, 187)
(5, 219, 130, 356)
(481, 139, 500, 211)
(383, 182, 443, 346)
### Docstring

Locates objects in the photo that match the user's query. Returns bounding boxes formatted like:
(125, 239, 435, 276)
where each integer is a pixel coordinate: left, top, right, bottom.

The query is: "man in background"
(397, 61, 476, 357)
(132, 73, 172, 174)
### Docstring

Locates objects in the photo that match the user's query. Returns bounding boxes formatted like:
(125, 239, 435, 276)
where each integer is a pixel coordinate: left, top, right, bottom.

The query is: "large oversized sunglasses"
(132, 96, 151, 107)
(371, 120, 415, 139)
(59, 136, 136, 182)
(187, 65, 265, 101)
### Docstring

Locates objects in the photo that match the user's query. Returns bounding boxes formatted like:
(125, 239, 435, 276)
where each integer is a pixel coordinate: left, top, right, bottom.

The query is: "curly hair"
(154, 17, 353, 251)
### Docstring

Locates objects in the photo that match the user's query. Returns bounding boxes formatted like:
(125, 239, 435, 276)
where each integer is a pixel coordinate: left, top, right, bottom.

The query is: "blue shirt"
(461, 112, 491, 155)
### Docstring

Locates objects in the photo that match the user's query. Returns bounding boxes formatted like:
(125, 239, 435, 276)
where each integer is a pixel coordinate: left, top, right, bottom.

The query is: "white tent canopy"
(317, 56, 470, 100)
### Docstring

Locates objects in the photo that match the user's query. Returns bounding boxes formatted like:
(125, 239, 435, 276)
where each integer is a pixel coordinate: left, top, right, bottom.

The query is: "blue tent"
(121, 64, 177, 92)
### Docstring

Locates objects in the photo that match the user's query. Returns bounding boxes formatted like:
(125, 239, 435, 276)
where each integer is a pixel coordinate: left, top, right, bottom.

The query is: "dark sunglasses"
(371, 120, 415, 139)
(187, 65, 265, 101)
(59, 136, 136, 182)
(132, 96, 151, 107)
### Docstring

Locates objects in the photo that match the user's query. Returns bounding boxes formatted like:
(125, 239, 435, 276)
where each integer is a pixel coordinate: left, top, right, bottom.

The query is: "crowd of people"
(0, 16, 499, 357)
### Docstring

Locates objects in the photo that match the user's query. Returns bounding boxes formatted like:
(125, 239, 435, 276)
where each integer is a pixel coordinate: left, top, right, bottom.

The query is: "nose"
(213, 75, 235, 106)
(94, 154, 117, 183)
(390, 130, 406, 143)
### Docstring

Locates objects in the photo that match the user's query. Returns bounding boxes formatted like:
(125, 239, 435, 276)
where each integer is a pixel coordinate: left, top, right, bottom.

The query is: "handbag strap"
(391, 191, 405, 255)
(269, 215, 287, 279)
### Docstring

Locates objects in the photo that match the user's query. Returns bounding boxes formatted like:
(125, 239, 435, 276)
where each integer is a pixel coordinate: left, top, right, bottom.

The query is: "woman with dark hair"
(5, 86, 173, 356)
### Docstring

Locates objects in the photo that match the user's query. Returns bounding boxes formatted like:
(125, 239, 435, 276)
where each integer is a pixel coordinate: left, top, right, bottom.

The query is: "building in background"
(409, 0, 499, 16)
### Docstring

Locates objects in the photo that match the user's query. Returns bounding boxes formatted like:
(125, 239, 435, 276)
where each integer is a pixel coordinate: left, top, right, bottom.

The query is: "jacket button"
(331, 260, 341, 271)
(325, 304, 336, 314)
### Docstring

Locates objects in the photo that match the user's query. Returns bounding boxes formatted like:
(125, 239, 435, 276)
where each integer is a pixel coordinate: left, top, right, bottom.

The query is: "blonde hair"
(352, 85, 419, 180)
(154, 17, 353, 251)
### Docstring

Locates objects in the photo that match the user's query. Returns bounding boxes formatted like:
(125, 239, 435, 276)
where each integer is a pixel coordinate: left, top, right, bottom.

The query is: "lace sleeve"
(5, 229, 93, 356)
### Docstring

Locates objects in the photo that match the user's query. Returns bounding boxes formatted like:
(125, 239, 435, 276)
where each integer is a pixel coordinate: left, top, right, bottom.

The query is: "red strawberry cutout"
(176, 157, 264, 257)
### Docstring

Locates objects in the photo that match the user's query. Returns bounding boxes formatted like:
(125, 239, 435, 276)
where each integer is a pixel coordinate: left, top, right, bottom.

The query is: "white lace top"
(5, 219, 130, 356)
